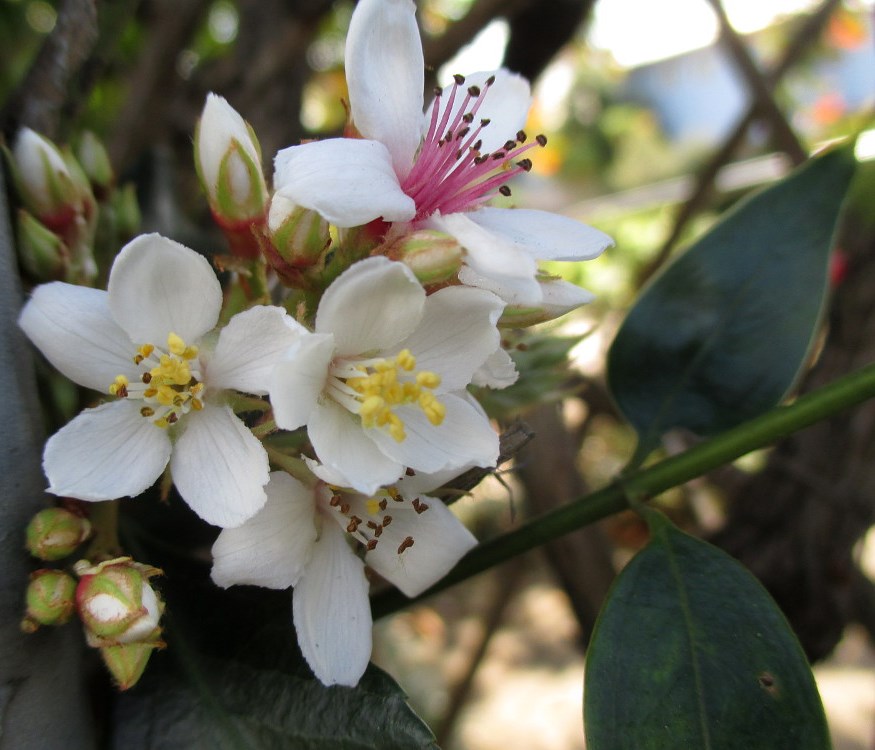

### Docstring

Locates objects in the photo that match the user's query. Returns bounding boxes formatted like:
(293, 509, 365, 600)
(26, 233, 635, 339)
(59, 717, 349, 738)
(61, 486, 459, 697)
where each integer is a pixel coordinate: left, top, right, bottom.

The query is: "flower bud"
(76, 131, 114, 193)
(195, 93, 268, 226)
(75, 558, 164, 647)
(385, 229, 463, 285)
(25, 506, 91, 561)
(9, 128, 80, 229)
(268, 194, 330, 268)
(100, 642, 162, 691)
(112, 183, 142, 238)
(16, 209, 70, 281)
(499, 275, 595, 327)
(21, 569, 77, 632)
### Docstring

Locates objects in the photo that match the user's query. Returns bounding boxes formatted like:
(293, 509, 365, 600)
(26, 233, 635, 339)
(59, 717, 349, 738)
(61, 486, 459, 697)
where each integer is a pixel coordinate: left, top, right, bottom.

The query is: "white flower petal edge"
(198, 93, 261, 200)
(18, 282, 134, 393)
(469, 206, 614, 261)
(472, 347, 519, 389)
(270, 334, 336, 431)
(108, 233, 222, 345)
(207, 305, 306, 395)
(366, 493, 476, 597)
(346, 0, 423, 177)
(170, 404, 269, 528)
(539, 278, 596, 318)
(43, 400, 171, 501)
(211, 472, 317, 589)
(293, 520, 372, 687)
(315, 256, 423, 355)
(274, 139, 415, 228)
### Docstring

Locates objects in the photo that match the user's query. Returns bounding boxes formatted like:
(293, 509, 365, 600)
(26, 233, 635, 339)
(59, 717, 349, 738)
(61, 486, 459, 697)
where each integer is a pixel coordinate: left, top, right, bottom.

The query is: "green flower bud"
(25, 506, 91, 561)
(268, 194, 330, 268)
(386, 229, 463, 285)
(76, 131, 114, 192)
(16, 209, 69, 281)
(100, 641, 162, 691)
(21, 569, 77, 632)
(75, 558, 164, 647)
(112, 183, 142, 238)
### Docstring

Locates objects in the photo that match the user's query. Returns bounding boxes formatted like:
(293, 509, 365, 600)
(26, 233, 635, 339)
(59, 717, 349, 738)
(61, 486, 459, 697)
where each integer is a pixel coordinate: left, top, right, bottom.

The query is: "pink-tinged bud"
(16, 209, 70, 281)
(25, 506, 91, 561)
(195, 93, 268, 227)
(75, 558, 164, 647)
(76, 131, 114, 193)
(9, 128, 80, 229)
(268, 194, 330, 268)
(21, 569, 77, 632)
(384, 229, 463, 285)
(100, 642, 162, 691)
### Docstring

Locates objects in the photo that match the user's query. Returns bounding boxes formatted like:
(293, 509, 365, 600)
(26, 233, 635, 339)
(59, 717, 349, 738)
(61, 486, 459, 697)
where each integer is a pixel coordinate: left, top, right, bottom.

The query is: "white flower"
(19, 233, 305, 527)
(269, 256, 509, 495)
(210, 467, 477, 686)
(273, 0, 612, 309)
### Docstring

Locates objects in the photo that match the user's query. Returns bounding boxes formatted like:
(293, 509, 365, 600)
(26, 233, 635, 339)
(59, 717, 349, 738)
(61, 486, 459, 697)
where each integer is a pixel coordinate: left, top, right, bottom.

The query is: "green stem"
(371, 361, 875, 618)
(84, 499, 122, 561)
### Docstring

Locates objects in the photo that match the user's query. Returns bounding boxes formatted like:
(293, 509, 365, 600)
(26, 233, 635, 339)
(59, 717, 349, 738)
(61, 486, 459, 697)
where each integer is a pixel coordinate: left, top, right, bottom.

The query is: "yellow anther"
(154, 417, 170, 429)
(143, 388, 157, 398)
(397, 349, 416, 371)
(140, 406, 155, 417)
(416, 371, 441, 389)
(366, 498, 381, 515)
(138, 344, 154, 359)
(191, 398, 204, 411)
(167, 332, 186, 356)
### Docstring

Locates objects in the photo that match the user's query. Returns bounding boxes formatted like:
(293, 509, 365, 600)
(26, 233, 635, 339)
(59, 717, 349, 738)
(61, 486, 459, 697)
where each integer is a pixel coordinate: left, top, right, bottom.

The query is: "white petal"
(397, 285, 503, 392)
(269, 334, 335, 431)
(369, 392, 498, 474)
(211, 472, 317, 589)
(346, 0, 423, 177)
(293, 521, 372, 687)
(366, 495, 476, 597)
(539, 278, 596, 317)
(19, 282, 134, 392)
(469, 207, 613, 261)
(108, 234, 222, 345)
(428, 212, 541, 306)
(207, 306, 306, 395)
(472, 347, 519, 389)
(170, 405, 269, 528)
(315, 257, 423, 355)
(197, 93, 261, 201)
(425, 69, 531, 154)
(273, 139, 415, 227)
(308, 400, 404, 495)
(44, 401, 171, 500)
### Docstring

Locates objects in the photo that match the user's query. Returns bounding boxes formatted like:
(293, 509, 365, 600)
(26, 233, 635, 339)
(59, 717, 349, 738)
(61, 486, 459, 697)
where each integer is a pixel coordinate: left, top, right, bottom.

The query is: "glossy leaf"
(584, 513, 831, 750)
(608, 147, 857, 458)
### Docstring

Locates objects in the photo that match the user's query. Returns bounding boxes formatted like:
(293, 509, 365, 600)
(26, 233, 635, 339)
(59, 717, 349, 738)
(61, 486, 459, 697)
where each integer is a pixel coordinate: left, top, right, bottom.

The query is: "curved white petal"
(316, 257, 423, 355)
(369, 392, 498, 474)
(425, 69, 531, 155)
(273, 139, 415, 228)
(366, 495, 476, 597)
(458, 263, 542, 307)
(44, 401, 171, 500)
(346, 0, 423, 177)
(207, 306, 306, 395)
(397, 285, 503, 392)
(269, 334, 335, 431)
(293, 520, 372, 687)
(170, 404, 269, 528)
(211, 472, 317, 589)
(19, 282, 135, 392)
(197, 93, 261, 200)
(469, 207, 613, 261)
(308, 400, 404, 495)
(539, 278, 596, 317)
(472, 347, 519, 389)
(108, 234, 222, 345)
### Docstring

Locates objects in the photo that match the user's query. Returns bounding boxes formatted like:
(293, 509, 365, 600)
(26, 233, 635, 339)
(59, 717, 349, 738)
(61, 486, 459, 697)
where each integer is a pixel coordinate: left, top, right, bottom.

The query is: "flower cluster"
(17, 0, 610, 689)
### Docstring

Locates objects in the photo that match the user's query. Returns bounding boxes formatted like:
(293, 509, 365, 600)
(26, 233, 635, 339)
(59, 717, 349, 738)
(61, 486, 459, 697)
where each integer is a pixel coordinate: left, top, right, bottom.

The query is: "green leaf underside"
(607, 147, 857, 456)
(584, 517, 831, 750)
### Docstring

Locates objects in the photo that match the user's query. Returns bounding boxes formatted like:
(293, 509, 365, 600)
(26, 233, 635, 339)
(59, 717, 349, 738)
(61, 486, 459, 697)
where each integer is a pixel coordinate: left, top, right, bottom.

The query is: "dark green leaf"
(584, 513, 831, 750)
(607, 147, 857, 457)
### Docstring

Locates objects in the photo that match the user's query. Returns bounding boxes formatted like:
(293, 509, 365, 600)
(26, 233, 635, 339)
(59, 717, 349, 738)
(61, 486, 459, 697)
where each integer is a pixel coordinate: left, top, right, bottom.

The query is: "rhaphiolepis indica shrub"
(7, 0, 864, 746)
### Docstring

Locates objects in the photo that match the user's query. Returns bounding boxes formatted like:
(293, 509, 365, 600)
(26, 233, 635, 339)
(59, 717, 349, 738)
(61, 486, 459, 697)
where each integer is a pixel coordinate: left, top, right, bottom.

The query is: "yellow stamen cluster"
(345, 349, 446, 442)
(108, 333, 204, 428)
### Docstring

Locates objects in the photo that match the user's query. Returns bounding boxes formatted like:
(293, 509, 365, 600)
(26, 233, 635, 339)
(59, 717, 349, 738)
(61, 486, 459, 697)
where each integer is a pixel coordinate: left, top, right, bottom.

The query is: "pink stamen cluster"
(400, 74, 546, 222)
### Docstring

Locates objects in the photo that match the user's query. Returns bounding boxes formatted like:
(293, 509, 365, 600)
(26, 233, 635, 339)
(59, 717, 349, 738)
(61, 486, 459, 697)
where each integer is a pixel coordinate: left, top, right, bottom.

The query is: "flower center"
(400, 74, 546, 222)
(327, 348, 445, 442)
(108, 332, 204, 428)
(319, 484, 428, 555)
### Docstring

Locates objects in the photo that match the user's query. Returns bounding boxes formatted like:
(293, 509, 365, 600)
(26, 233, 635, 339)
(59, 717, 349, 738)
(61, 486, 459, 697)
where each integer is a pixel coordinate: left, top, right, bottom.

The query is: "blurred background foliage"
(2, 0, 875, 747)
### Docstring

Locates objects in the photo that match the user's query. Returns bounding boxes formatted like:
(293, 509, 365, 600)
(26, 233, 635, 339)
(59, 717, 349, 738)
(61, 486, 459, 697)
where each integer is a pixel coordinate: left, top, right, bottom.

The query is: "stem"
(371, 361, 875, 618)
(84, 499, 122, 560)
